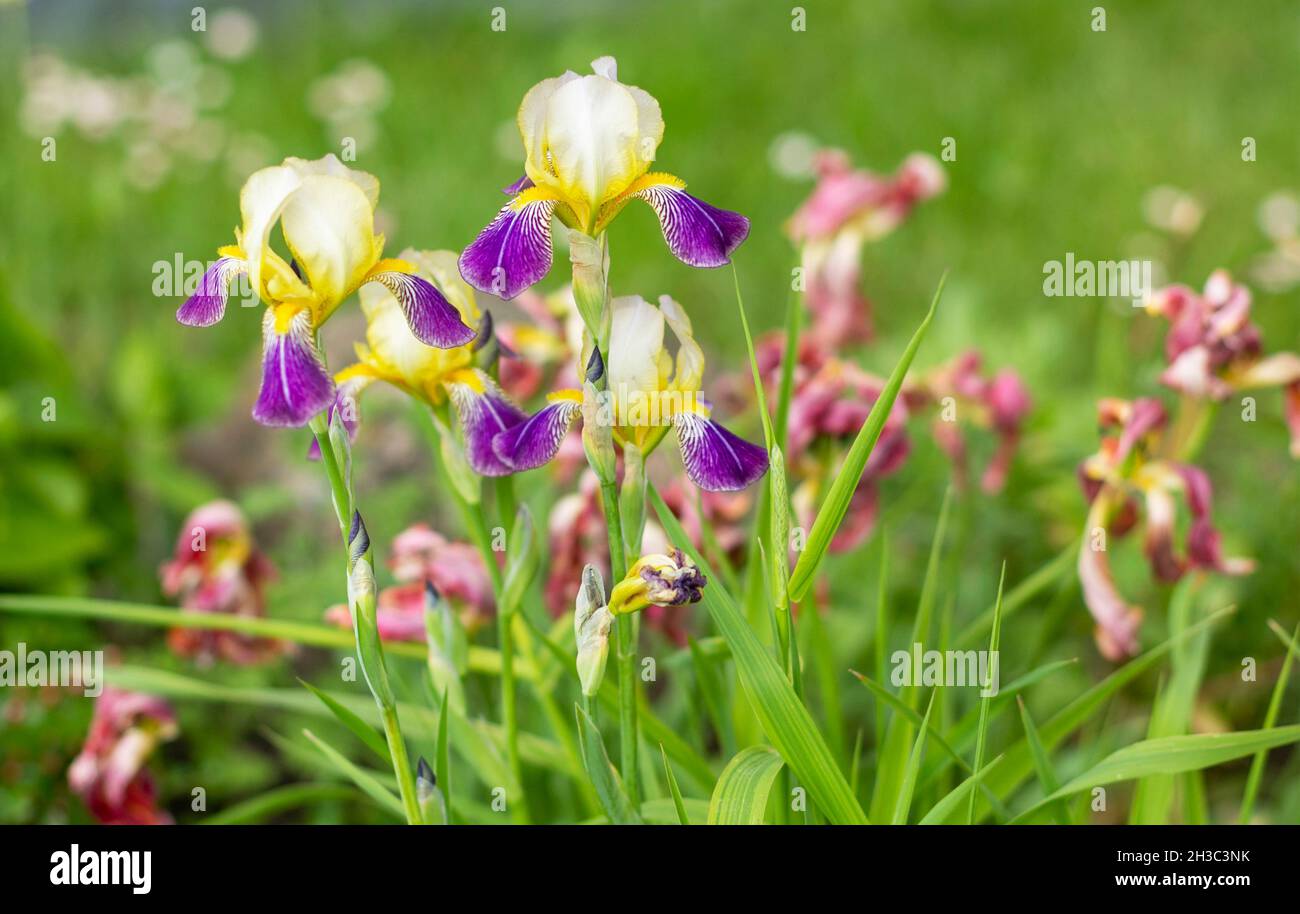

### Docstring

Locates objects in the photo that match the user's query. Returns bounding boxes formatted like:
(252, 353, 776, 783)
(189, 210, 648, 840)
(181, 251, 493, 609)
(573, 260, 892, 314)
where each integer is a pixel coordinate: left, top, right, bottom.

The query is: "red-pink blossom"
(68, 688, 178, 825)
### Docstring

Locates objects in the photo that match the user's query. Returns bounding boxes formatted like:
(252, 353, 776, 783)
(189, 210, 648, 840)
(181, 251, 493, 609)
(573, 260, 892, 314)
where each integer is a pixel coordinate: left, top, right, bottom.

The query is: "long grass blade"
(788, 273, 945, 601)
(891, 692, 936, 824)
(301, 729, 405, 819)
(660, 744, 691, 825)
(1238, 621, 1300, 822)
(966, 562, 1006, 823)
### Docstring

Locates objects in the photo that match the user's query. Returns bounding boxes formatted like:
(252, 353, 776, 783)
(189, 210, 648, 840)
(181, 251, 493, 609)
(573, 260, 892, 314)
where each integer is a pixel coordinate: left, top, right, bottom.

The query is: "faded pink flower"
(906, 350, 1032, 494)
(1077, 397, 1253, 660)
(67, 688, 178, 825)
(787, 150, 945, 347)
(326, 523, 495, 641)
(159, 500, 285, 666)
(1146, 269, 1300, 456)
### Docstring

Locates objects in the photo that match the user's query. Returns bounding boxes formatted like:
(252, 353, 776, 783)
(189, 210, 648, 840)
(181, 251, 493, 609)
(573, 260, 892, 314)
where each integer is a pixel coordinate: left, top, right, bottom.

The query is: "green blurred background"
(1, 0, 1297, 822)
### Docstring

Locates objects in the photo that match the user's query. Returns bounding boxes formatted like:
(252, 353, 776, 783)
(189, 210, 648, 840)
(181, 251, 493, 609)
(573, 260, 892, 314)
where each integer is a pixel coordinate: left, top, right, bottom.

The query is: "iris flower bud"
(574, 564, 613, 696)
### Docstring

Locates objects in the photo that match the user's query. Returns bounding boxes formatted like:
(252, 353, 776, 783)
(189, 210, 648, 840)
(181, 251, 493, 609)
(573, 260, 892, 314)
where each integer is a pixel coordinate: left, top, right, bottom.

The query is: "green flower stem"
(599, 478, 640, 806)
(308, 413, 422, 825)
(454, 480, 530, 824)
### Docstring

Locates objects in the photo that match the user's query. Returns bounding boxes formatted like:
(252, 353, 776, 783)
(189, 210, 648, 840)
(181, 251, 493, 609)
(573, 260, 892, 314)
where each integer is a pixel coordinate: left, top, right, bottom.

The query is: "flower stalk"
(308, 411, 422, 825)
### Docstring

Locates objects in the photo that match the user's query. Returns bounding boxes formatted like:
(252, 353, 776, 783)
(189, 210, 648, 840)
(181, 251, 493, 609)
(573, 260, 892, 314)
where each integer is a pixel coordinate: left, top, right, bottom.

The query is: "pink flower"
(765, 342, 911, 554)
(1076, 397, 1253, 660)
(325, 523, 495, 641)
(544, 472, 610, 619)
(787, 150, 945, 347)
(159, 500, 285, 666)
(906, 350, 1032, 494)
(68, 688, 178, 825)
(1147, 270, 1300, 456)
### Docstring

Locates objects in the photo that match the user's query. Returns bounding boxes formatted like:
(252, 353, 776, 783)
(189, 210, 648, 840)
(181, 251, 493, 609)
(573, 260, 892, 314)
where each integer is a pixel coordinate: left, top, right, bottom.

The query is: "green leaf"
(651, 486, 868, 824)
(788, 273, 945, 601)
(919, 754, 1004, 825)
(660, 744, 691, 825)
(436, 687, 452, 823)
(1016, 696, 1069, 825)
(953, 542, 1076, 648)
(870, 489, 952, 822)
(575, 704, 642, 824)
(0, 593, 515, 672)
(688, 636, 736, 757)
(708, 746, 786, 825)
(1239, 621, 1300, 823)
(966, 563, 1006, 823)
(301, 729, 405, 820)
(299, 678, 389, 762)
(892, 693, 936, 824)
(500, 504, 539, 617)
(1015, 725, 1300, 822)
(940, 605, 1235, 823)
(202, 784, 360, 825)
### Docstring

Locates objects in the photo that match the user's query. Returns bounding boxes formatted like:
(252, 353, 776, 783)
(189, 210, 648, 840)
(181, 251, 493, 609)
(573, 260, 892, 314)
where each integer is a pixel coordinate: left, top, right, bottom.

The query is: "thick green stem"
(599, 479, 639, 805)
(309, 414, 421, 825)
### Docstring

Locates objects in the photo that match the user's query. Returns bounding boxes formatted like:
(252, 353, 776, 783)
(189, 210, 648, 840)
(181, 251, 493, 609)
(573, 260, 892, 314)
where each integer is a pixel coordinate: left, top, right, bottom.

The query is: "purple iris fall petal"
(458, 196, 557, 299)
(177, 256, 244, 327)
(674, 412, 768, 492)
(252, 310, 335, 428)
(492, 397, 582, 471)
(632, 184, 750, 268)
(448, 371, 529, 476)
(367, 271, 474, 349)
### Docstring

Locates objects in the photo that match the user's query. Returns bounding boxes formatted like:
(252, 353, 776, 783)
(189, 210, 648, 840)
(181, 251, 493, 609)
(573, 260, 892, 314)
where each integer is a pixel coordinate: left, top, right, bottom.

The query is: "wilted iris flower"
(905, 349, 1033, 494)
(493, 295, 768, 492)
(325, 522, 495, 640)
(1146, 270, 1300, 456)
(459, 56, 749, 299)
(321, 248, 533, 476)
(608, 548, 707, 617)
(755, 335, 911, 553)
(176, 155, 473, 426)
(787, 150, 945, 346)
(67, 688, 178, 825)
(1077, 397, 1253, 660)
(159, 500, 285, 666)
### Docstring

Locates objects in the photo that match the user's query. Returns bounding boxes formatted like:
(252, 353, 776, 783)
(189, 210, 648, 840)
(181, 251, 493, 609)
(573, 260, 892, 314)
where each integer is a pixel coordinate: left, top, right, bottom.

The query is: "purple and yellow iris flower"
(327, 248, 528, 477)
(176, 155, 474, 427)
(458, 57, 750, 299)
(493, 294, 768, 491)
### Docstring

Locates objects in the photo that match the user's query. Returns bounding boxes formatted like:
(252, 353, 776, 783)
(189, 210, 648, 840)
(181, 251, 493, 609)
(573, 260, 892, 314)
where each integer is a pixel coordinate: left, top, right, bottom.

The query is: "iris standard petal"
(541, 73, 643, 212)
(445, 369, 529, 476)
(252, 307, 335, 427)
(177, 255, 245, 326)
(459, 188, 561, 299)
(365, 262, 475, 349)
(607, 295, 666, 410)
(599, 173, 750, 268)
(280, 174, 380, 311)
(674, 410, 769, 492)
(493, 392, 583, 471)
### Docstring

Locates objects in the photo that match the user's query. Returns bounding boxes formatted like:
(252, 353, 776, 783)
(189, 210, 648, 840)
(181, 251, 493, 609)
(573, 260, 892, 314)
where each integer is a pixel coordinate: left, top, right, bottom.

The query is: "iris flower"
(159, 500, 285, 666)
(1146, 269, 1300, 456)
(68, 688, 179, 825)
(493, 294, 769, 492)
(459, 56, 749, 300)
(327, 248, 529, 477)
(1077, 397, 1253, 660)
(176, 155, 474, 427)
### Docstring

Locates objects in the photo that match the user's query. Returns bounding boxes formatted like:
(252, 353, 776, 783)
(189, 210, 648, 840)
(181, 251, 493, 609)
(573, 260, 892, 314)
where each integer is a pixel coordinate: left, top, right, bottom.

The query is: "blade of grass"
(201, 783, 360, 825)
(938, 605, 1236, 823)
(869, 488, 951, 821)
(651, 485, 868, 823)
(919, 753, 1004, 825)
(708, 745, 786, 825)
(789, 273, 945, 602)
(1014, 725, 1300, 822)
(660, 744, 691, 825)
(301, 729, 405, 820)
(892, 692, 936, 824)
(1016, 696, 1069, 825)
(966, 562, 1007, 823)
(435, 687, 452, 823)
(1238, 621, 1300, 823)
(299, 679, 389, 762)
(953, 542, 1077, 648)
